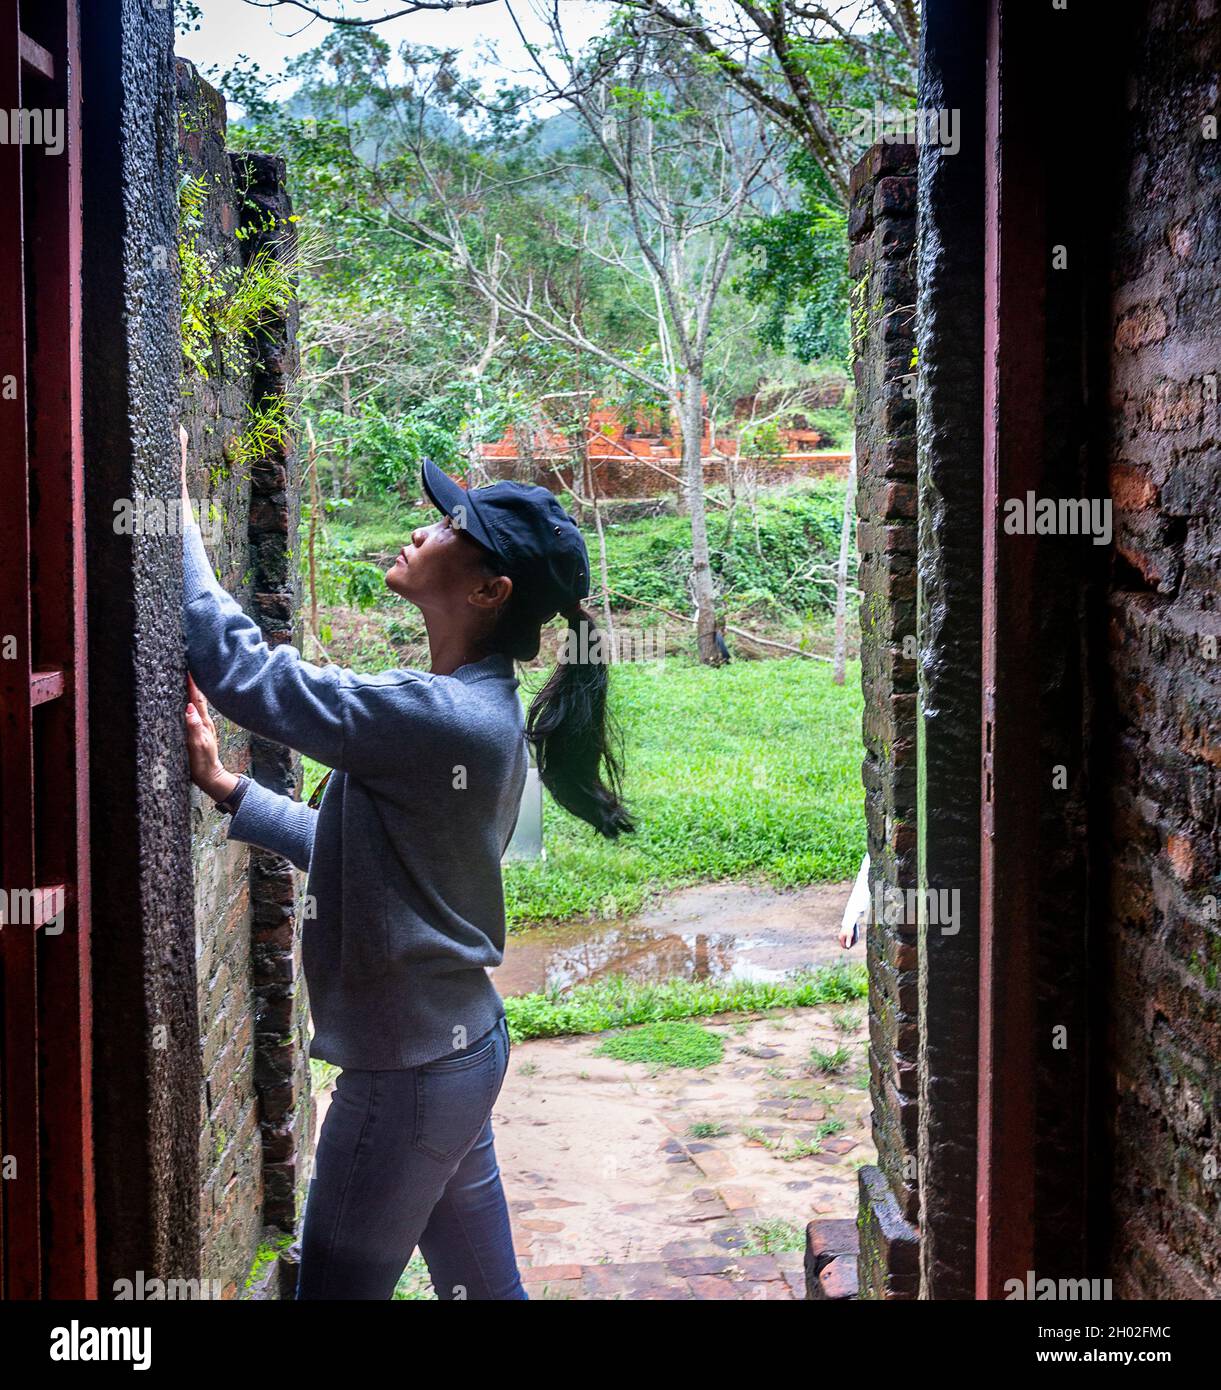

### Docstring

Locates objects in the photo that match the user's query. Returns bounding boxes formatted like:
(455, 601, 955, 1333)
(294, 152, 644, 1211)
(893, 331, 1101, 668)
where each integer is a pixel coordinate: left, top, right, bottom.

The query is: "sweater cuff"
(225, 777, 317, 874)
(228, 778, 283, 845)
(213, 774, 251, 817)
(182, 516, 218, 604)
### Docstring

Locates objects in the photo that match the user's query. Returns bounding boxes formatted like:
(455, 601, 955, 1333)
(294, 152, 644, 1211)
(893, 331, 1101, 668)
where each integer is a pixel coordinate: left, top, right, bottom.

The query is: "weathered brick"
(1103, 0, 1221, 1297)
(182, 58, 312, 1296)
(1114, 302, 1168, 351)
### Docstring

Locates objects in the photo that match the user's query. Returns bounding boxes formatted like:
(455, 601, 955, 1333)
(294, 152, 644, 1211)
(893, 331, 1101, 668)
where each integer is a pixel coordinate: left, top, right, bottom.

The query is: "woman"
(181, 443, 632, 1300)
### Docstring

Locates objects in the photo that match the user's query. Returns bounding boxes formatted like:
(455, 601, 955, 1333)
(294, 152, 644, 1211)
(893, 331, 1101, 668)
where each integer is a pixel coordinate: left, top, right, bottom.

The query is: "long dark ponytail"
(478, 569, 633, 838)
(525, 603, 634, 838)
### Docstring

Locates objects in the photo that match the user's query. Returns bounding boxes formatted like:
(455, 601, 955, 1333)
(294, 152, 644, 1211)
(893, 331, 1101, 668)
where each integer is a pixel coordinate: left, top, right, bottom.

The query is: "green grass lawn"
(301, 486, 865, 930)
(504, 962, 866, 1042)
(503, 654, 864, 928)
(303, 654, 864, 930)
(302, 484, 865, 927)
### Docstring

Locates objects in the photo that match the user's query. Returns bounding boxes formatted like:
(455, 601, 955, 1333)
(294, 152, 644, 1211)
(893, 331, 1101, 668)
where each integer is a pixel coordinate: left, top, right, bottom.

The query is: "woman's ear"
(468, 573, 513, 612)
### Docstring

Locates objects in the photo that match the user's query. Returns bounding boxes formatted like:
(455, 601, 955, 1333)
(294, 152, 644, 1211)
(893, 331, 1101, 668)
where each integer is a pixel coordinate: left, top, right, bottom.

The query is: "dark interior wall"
(982, 0, 1121, 1290)
(850, 140, 921, 1301)
(911, 0, 985, 1301)
(1103, 0, 1221, 1299)
(82, 0, 200, 1292)
(849, 0, 1218, 1301)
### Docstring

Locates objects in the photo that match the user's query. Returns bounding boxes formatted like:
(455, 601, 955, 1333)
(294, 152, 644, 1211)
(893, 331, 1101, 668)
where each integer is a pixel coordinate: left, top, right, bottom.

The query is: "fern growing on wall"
(178, 169, 305, 474)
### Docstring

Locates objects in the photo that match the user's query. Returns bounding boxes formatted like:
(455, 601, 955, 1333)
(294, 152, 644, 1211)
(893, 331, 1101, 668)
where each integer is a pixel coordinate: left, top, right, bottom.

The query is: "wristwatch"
(213, 775, 251, 817)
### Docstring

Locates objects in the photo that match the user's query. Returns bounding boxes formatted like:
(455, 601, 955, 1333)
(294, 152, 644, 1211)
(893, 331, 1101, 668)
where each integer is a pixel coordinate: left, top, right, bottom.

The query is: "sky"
(176, 0, 612, 111)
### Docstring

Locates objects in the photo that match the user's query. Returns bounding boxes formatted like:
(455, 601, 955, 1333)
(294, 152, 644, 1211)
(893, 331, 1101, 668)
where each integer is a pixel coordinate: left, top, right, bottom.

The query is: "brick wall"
(847, 140, 921, 1300)
(178, 60, 311, 1299)
(1103, 0, 1221, 1299)
(483, 451, 851, 498)
(239, 148, 313, 1243)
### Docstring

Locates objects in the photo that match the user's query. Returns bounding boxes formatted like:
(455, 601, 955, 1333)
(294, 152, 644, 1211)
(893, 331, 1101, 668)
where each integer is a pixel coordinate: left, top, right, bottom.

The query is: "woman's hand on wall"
(185, 674, 239, 802)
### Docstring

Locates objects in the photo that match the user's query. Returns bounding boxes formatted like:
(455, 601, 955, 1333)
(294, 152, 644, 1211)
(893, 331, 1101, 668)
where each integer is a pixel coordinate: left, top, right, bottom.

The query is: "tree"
(223, 8, 868, 662)
(241, 2, 916, 199)
(734, 149, 850, 365)
(619, 0, 918, 202)
(238, 0, 915, 419)
(371, 15, 786, 661)
(230, 23, 782, 661)
(217, 33, 571, 499)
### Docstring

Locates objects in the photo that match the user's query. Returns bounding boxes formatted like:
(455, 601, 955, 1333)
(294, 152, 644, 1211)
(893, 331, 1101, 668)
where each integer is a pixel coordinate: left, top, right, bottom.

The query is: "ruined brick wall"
(482, 452, 851, 497)
(848, 141, 920, 1300)
(1103, 0, 1221, 1299)
(177, 59, 311, 1298)
(237, 148, 312, 1243)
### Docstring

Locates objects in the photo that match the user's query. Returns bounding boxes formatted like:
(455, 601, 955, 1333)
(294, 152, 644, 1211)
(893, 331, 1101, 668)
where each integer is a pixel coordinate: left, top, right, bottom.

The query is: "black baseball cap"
(421, 458, 591, 620)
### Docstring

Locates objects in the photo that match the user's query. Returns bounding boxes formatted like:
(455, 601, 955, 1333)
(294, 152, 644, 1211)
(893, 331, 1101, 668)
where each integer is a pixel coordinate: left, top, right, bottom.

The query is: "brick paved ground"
(522, 1251, 805, 1300)
(497, 1004, 873, 1300)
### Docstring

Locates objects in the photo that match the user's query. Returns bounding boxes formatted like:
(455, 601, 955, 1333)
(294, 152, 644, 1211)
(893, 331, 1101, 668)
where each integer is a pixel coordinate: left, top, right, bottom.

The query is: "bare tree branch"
(617, 0, 920, 202)
(243, 0, 503, 27)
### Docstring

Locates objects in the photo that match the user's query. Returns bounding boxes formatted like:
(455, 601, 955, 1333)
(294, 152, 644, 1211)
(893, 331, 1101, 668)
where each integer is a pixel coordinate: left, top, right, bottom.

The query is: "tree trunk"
(306, 418, 321, 640)
(681, 370, 719, 664)
(832, 438, 857, 685)
(584, 451, 616, 656)
(722, 445, 738, 546)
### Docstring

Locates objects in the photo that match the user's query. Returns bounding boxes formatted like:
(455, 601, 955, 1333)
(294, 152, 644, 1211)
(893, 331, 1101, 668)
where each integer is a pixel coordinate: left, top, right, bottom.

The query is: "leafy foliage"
(604, 480, 853, 617)
(735, 152, 850, 365)
(215, 29, 667, 502)
(178, 170, 302, 468)
(505, 963, 867, 1042)
(304, 510, 389, 613)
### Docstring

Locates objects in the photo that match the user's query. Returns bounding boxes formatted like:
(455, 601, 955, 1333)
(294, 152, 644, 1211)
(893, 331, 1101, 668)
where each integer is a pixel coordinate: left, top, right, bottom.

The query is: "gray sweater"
(183, 520, 527, 1069)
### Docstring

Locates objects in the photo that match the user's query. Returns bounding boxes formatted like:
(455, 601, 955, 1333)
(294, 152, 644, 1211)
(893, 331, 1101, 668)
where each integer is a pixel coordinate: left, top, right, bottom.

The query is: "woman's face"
(385, 514, 511, 620)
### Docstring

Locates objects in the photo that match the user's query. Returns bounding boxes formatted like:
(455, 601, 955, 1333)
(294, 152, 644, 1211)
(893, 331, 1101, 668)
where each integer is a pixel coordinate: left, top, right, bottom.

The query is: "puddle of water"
(494, 880, 856, 998)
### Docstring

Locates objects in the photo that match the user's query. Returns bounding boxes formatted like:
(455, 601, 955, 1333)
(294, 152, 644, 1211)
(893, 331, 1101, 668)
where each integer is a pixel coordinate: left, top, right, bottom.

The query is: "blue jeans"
(296, 1016, 527, 1300)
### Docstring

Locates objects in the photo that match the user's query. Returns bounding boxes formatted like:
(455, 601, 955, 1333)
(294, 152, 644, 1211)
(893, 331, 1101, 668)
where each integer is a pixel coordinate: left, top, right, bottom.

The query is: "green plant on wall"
(225, 393, 291, 475)
(178, 169, 304, 472)
(179, 173, 234, 378)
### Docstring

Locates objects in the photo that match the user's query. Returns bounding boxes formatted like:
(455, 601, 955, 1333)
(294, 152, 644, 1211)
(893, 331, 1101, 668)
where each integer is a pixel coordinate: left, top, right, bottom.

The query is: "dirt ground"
(312, 879, 871, 1296)
(494, 1001, 871, 1279)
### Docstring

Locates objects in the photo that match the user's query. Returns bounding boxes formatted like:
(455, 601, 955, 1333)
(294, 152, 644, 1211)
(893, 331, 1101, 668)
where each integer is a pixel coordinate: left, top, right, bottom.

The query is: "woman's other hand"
(185, 674, 238, 801)
(839, 854, 870, 950)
